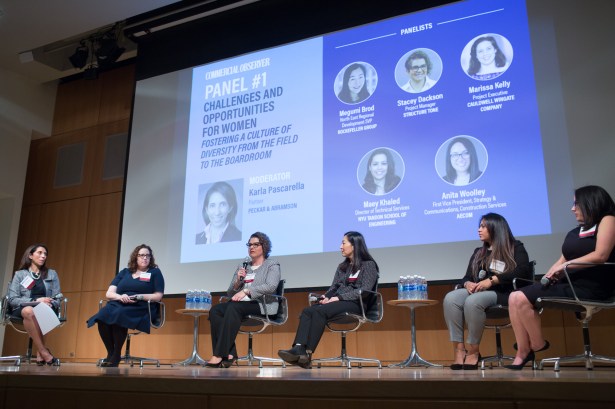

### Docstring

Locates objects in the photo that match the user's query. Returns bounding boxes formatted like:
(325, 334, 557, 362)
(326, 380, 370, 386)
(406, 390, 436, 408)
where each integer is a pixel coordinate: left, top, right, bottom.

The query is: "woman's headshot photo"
(396, 48, 443, 94)
(461, 34, 513, 81)
(358, 147, 404, 195)
(436, 136, 487, 186)
(196, 180, 242, 245)
(335, 62, 377, 105)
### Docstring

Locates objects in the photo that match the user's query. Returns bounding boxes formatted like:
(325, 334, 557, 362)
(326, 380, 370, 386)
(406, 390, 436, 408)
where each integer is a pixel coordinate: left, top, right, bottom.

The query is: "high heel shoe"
(44, 357, 61, 366)
(513, 340, 550, 352)
(221, 356, 237, 368)
(505, 351, 535, 370)
(100, 361, 119, 368)
(450, 349, 466, 370)
(462, 353, 481, 370)
(204, 360, 224, 368)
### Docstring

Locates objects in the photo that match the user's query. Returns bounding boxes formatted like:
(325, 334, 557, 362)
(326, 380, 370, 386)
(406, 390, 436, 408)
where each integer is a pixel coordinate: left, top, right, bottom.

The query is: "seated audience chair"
(536, 262, 615, 371)
(309, 285, 383, 369)
(222, 279, 288, 368)
(96, 299, 166, 368)
(0, 290, 68, 366)
(480, 260, 536, 369)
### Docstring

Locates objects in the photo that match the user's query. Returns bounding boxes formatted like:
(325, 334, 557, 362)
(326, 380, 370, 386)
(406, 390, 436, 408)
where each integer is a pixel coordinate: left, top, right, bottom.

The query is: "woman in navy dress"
(87, 244, 165, 367)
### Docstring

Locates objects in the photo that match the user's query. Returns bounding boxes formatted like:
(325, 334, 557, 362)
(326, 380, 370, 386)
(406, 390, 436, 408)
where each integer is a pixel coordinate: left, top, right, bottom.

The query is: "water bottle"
(194, 289, 202, 309)
(185, 289, 192, 309)
(420, 276, 428, 300)
(402, 275, 411, 300)
(203, 290, 212, 311)
(398, 276, 404, 300)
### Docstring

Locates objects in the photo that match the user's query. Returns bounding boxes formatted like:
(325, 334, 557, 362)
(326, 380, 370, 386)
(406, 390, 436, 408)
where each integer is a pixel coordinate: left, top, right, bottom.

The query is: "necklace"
(30, 270, 41, 280)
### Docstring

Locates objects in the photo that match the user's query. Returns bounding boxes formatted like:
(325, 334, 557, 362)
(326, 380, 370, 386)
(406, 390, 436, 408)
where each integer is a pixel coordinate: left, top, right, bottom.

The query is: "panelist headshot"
(196, 180, 242, 245)
(359, 147, 404, 195)
(437, 136, 487, 186)
(461, 34, 513, 81)
(397, 48, 442, 93)
(335, 62, 377, 105)
(87, 244, 165, 367)
(8, 244, 62, 366)
(205, 231, 281, 368)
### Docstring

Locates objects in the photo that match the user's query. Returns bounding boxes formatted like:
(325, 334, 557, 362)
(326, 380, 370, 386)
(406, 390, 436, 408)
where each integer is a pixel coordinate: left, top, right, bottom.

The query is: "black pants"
(209, 300, 261, 358)
(293, 300, 361, 352)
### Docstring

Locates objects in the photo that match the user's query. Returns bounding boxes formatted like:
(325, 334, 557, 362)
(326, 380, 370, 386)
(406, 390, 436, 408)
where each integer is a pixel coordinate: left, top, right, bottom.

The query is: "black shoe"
(204, 360, 224, 368)
(462, 353, 481, 370)
(44, 357, 60, 367)
(505, 351, 535, 370)
(450, 363, 463, 370)
(278, 345, 306, 364)
(100, 361, 118, 367)
(296, 350, 312, 369)
(513, 340, 550, 352)
(221, 356, 237, 368)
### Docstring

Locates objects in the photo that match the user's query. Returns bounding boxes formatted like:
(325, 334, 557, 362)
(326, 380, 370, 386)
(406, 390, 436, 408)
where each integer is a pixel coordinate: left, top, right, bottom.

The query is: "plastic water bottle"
(410, 275, 419, 300)
(202, 290, 212, 311)
(185, 290, 192, 309)
(398, 276, 404, 300)
(402, 275, 410, 300)
(194, 289, 202, 309)
(420, 276, 429, 300)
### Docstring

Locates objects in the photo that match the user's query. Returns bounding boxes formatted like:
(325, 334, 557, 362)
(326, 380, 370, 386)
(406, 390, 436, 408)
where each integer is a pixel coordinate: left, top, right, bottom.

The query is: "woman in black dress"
(87, 244, 165, 367)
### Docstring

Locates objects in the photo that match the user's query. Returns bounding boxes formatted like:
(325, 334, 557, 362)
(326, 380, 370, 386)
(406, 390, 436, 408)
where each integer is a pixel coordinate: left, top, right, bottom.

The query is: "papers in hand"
(33, 302, 61, 335)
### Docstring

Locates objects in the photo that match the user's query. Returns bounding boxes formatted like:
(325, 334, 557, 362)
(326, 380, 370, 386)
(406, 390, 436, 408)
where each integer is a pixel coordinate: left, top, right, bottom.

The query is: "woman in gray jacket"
(8, 244, 62, 365)
(205, 232, 281, 368)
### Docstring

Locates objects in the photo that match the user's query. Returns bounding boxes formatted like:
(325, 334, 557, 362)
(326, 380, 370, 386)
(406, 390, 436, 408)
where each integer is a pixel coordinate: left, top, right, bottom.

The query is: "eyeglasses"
(246, 242, 262, 248)
(410, 64, 427, 72)
(450, 151, 470, 160)
(137, 254, 151, 259)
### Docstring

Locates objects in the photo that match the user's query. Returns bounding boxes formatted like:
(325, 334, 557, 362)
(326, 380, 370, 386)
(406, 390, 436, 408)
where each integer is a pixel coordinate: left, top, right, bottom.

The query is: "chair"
(309, 285, 384, 369)
(536, 262, 615, 371)
(96, 299, 166, 368)
(232, 279, 288, 368)
(480, 260, 536, 369)
(0, 290, 68, 366)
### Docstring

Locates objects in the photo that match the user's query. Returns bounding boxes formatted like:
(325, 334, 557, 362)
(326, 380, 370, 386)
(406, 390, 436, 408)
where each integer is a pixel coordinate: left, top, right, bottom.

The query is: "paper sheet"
(33, 302, 61, 335)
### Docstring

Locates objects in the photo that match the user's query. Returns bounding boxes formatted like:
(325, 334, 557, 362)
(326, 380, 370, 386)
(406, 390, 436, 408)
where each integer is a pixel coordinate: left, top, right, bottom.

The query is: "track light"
(69, 42, 89, 69)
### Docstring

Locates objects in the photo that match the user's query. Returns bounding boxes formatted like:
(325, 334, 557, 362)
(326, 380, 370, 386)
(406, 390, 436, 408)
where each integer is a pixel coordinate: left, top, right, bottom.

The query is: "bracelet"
(137, 295, 144, 301)
(488, 276, 494, 283)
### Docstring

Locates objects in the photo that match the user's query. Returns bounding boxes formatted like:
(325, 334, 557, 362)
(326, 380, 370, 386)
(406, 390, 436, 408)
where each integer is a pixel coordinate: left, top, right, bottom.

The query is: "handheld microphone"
(52, 293, 64, 300)
(478, 270, 487, 280)
(540, 276, 551, 288)
(241, 257, 250, 281)
(309, 295, 323, 304)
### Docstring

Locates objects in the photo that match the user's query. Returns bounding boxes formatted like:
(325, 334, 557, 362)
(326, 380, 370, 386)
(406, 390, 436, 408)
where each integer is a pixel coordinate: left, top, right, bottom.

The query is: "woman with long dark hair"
(443, 137, 482, 186)
(467, 36, 508, 80)
(278, 231, 379, 368)
(507, 186, 615, 370)
(337, 63, 371, 104)
(8, 244, 62, 365)
(443, 214, 531, 370)
(362, 148, 401, 195)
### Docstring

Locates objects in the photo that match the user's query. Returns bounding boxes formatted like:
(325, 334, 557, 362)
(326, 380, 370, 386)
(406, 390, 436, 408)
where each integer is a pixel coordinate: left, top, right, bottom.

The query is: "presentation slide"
(123, 0, 570, 295)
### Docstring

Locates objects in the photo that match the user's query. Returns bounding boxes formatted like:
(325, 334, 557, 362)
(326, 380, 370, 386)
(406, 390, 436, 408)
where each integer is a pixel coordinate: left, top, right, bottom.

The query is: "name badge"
(348, 270, 361, 282)
(21, 275, 35, 290)
(139, 272, 151, 282)
(489, 260, 505, 274)
(245, 273, 256, 283)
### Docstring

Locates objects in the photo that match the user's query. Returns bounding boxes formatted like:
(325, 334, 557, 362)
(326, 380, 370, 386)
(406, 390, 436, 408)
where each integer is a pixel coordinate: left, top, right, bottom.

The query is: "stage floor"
(1, 362, 614, 409)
